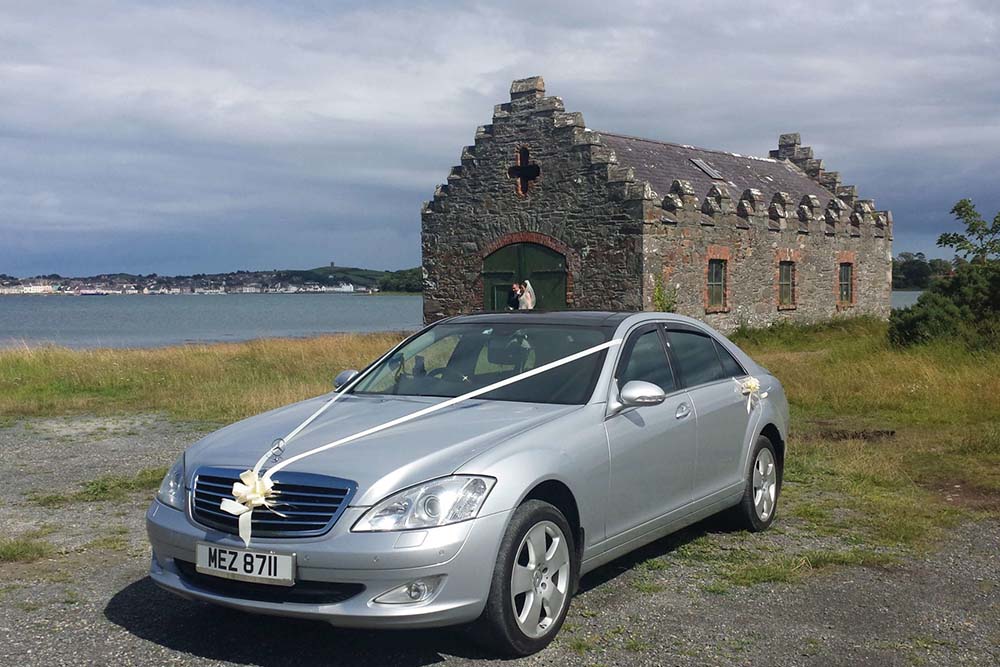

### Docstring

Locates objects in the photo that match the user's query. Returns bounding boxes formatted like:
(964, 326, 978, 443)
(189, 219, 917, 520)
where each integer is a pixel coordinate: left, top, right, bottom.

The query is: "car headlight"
(352, 475, 495, 532)
(156, 455, 186, 511)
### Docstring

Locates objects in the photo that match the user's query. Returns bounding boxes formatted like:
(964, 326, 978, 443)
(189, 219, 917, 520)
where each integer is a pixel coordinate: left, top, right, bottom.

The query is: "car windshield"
(350, 322, 610, 404)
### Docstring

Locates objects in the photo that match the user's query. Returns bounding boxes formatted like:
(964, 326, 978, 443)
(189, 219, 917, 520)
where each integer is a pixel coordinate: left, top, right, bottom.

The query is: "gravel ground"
(1, 415, 997, 666)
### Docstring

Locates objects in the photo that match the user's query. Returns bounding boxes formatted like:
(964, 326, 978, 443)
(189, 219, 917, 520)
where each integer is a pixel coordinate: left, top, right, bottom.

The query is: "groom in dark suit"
(507, 283, 521, 310)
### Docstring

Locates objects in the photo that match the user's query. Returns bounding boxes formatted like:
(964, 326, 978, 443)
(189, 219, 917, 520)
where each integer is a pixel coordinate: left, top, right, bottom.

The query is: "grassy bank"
(0, 333, 402, 423)
(2, 318, 998, 551)
(731, 317, 1000, 548)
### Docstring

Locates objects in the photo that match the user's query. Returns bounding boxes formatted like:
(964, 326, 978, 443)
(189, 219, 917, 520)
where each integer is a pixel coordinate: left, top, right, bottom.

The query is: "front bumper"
(146, 499, 511, 629)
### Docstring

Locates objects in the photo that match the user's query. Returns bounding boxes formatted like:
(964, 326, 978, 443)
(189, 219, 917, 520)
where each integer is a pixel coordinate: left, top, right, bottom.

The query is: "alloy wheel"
(753, 448, 777, 521)
(509, 520, 570, 638)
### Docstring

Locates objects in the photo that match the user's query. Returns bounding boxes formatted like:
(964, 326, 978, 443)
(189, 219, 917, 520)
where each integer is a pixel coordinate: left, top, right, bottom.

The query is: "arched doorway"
(482, 242, 567, 311)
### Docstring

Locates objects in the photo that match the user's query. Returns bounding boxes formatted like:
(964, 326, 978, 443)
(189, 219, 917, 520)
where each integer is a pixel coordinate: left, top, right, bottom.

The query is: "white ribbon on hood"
(220, 337, 623, 546)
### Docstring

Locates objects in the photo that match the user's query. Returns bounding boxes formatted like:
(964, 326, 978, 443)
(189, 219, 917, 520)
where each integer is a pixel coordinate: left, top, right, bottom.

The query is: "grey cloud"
(1, 0, 998, 276)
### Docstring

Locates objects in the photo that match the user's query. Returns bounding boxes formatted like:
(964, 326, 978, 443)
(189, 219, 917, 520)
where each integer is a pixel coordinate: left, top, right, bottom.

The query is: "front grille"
(174, 560, 365, 604)
(190, 466, 356, 538)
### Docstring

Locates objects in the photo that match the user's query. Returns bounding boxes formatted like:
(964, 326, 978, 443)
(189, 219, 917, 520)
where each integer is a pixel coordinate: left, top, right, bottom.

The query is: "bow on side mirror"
(334, 370, 359, 390)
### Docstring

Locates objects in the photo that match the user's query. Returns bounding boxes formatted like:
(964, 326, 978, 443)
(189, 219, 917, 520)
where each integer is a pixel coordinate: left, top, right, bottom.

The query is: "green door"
(482, 242, 567, 311)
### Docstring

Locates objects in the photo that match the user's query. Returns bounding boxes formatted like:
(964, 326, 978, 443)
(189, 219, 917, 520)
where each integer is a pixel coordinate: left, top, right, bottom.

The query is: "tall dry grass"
(733, 317, 1000, 544)
(0, 333, 403, 423)
(734, 317, 1000, 428)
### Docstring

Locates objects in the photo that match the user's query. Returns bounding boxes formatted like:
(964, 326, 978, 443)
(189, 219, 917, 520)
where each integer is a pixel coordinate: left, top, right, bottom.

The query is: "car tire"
(470, 499, 577, 657)
(730, 434, 782, 532)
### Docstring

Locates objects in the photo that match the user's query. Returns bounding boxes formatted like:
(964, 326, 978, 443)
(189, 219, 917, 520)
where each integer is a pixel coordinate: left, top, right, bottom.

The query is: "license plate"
(195, 543, 295, 586)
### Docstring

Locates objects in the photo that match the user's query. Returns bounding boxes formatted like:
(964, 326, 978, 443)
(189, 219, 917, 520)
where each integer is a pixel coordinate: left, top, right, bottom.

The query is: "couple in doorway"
(507, 280, 535, 310)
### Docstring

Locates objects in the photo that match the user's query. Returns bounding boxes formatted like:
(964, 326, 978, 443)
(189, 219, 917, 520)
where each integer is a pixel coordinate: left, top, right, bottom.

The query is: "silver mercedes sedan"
(146, 311, 788, 656)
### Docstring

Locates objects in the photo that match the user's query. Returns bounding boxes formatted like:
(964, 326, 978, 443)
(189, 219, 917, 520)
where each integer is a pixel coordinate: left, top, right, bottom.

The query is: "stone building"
(421, 76, 892, 330)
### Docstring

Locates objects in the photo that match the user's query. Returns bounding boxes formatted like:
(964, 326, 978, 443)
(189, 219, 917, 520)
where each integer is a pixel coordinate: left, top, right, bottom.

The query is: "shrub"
(889, 262, 1000, 347)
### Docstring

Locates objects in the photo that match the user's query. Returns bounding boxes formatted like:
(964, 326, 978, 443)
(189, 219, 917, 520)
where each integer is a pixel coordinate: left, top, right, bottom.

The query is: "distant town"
(0, 263, 422, 296)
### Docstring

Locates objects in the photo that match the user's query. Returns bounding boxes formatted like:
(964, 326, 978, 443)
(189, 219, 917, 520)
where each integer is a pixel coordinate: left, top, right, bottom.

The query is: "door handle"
(675, 403, 691, 420)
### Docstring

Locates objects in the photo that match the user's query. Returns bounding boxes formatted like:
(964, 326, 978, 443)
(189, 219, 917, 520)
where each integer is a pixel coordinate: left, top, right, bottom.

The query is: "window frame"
(663, 324, 747, 391)
(706, 258, 727, 312)
(613, 323, 678, 395)
(778, 260, 796, 309)
(838, 262, 854, 306)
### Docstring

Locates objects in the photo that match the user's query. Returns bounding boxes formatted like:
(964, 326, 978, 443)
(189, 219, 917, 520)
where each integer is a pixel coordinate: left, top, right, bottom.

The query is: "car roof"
(445, 311, 633, 328)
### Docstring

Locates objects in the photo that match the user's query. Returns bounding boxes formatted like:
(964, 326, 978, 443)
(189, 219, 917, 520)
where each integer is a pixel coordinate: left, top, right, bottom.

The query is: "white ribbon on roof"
(220, 337, 624, 546)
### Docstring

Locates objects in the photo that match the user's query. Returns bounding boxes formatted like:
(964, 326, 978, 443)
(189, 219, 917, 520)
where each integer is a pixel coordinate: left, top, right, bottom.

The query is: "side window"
(618, 329, 675, 392)
(715, 340, 745, 378)
(666, 330, 726, 387)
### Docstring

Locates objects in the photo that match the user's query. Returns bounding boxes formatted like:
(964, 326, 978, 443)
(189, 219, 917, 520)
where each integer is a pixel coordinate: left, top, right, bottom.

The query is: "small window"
(715, 340, 745, 378)
(707, 259, 727, 309)
(667, 331, 726, 387)
(618, 329, 675, 392)
(779, 261, 796, 307)
(690, 158, 724, 180)
(838, 263, 854, 305)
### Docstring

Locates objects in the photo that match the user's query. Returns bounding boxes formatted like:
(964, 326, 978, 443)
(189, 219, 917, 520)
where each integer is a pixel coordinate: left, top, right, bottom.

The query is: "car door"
(665, 327, 752, 503)
(604, 324, 697, 540)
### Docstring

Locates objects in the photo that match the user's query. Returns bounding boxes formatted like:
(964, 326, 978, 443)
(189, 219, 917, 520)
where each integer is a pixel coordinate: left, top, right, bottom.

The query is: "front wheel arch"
(521, 480, 583, 588)
(759, 422, 785, 473)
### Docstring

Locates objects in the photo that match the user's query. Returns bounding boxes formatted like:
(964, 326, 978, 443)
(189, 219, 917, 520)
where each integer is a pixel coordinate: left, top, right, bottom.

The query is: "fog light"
(373, 575, 445, 605)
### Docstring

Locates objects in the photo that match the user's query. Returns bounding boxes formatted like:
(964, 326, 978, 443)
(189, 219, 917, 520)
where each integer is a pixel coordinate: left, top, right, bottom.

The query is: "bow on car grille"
(191, 466, 357, 538)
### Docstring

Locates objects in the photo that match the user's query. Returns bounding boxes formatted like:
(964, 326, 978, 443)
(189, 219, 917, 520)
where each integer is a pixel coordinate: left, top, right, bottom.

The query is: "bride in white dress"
(518, 280, 536, 310)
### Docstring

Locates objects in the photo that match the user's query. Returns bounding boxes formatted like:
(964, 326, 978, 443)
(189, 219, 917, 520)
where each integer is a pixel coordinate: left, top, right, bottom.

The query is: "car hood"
(185, 393, 580, 506)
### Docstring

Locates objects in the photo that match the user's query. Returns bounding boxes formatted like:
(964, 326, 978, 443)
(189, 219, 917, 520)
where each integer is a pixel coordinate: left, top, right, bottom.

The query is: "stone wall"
(639, 181, 892, 331)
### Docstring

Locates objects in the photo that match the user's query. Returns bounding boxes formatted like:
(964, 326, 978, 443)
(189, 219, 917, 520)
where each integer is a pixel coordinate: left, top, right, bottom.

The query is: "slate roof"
(598, 132, 836, 206)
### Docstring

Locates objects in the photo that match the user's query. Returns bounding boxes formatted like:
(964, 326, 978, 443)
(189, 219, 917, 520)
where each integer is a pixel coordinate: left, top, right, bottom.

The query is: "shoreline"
(0, 290, 421, 297)
(0, 328, 418, 352)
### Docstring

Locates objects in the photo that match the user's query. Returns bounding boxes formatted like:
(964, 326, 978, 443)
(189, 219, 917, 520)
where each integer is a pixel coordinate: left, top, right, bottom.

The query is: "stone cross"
(507, 147, 540, 195)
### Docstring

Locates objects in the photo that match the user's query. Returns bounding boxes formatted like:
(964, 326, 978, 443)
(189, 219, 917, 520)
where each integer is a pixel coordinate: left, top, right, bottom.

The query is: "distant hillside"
(284, 266, 421, 291)
(8, 265, 423, 293)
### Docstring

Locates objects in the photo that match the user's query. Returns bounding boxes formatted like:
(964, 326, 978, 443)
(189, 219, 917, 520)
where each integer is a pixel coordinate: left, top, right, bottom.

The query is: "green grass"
(721, 548, 895, 586)
(624, 639, 651, 652)
(0, 533, 54, 563)
(31, 467, 166, 507)
(732, 317, 1000, 546)
(631, 577, 665, 594)
(637, 557, 668, 571)
(0, 332, 405, 423)
(84, 534, 128, 552)
(566, 636, 597, 654)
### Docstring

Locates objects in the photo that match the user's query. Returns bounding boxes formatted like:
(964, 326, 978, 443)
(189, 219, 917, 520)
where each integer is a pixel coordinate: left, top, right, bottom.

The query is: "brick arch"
(479, 231, 580, 307)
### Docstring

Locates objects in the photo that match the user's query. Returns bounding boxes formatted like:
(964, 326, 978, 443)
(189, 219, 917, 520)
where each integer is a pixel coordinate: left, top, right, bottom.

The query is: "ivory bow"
(219, 470, 285, 547)
(735, 376, 769, 414)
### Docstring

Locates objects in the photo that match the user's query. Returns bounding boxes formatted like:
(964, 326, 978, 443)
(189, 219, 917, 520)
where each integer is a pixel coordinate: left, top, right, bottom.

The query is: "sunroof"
(690, 158, 724, 180)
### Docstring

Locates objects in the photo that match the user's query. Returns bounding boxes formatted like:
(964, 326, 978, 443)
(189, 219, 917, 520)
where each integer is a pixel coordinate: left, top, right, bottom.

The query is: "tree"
(889, 259, 1000, 348)
(892, 253, 933, 289)
(937, 199, 1000, 263)
(928, 258, 952, 278)
(378, 268, 422, 292)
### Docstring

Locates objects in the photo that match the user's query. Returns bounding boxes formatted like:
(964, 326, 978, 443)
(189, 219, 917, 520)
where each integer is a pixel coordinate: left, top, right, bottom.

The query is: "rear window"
(715, 340, 746, 378)
(666, 330, 726, 387)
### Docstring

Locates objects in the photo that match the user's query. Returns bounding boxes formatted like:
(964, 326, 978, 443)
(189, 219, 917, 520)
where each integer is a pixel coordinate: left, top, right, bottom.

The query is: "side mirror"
(619, 380, 666, 408)
(334, 369, 359, 390)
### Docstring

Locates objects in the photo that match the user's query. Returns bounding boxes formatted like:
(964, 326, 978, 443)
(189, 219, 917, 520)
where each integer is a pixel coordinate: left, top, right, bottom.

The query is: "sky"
(2, 0, 998, 277)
